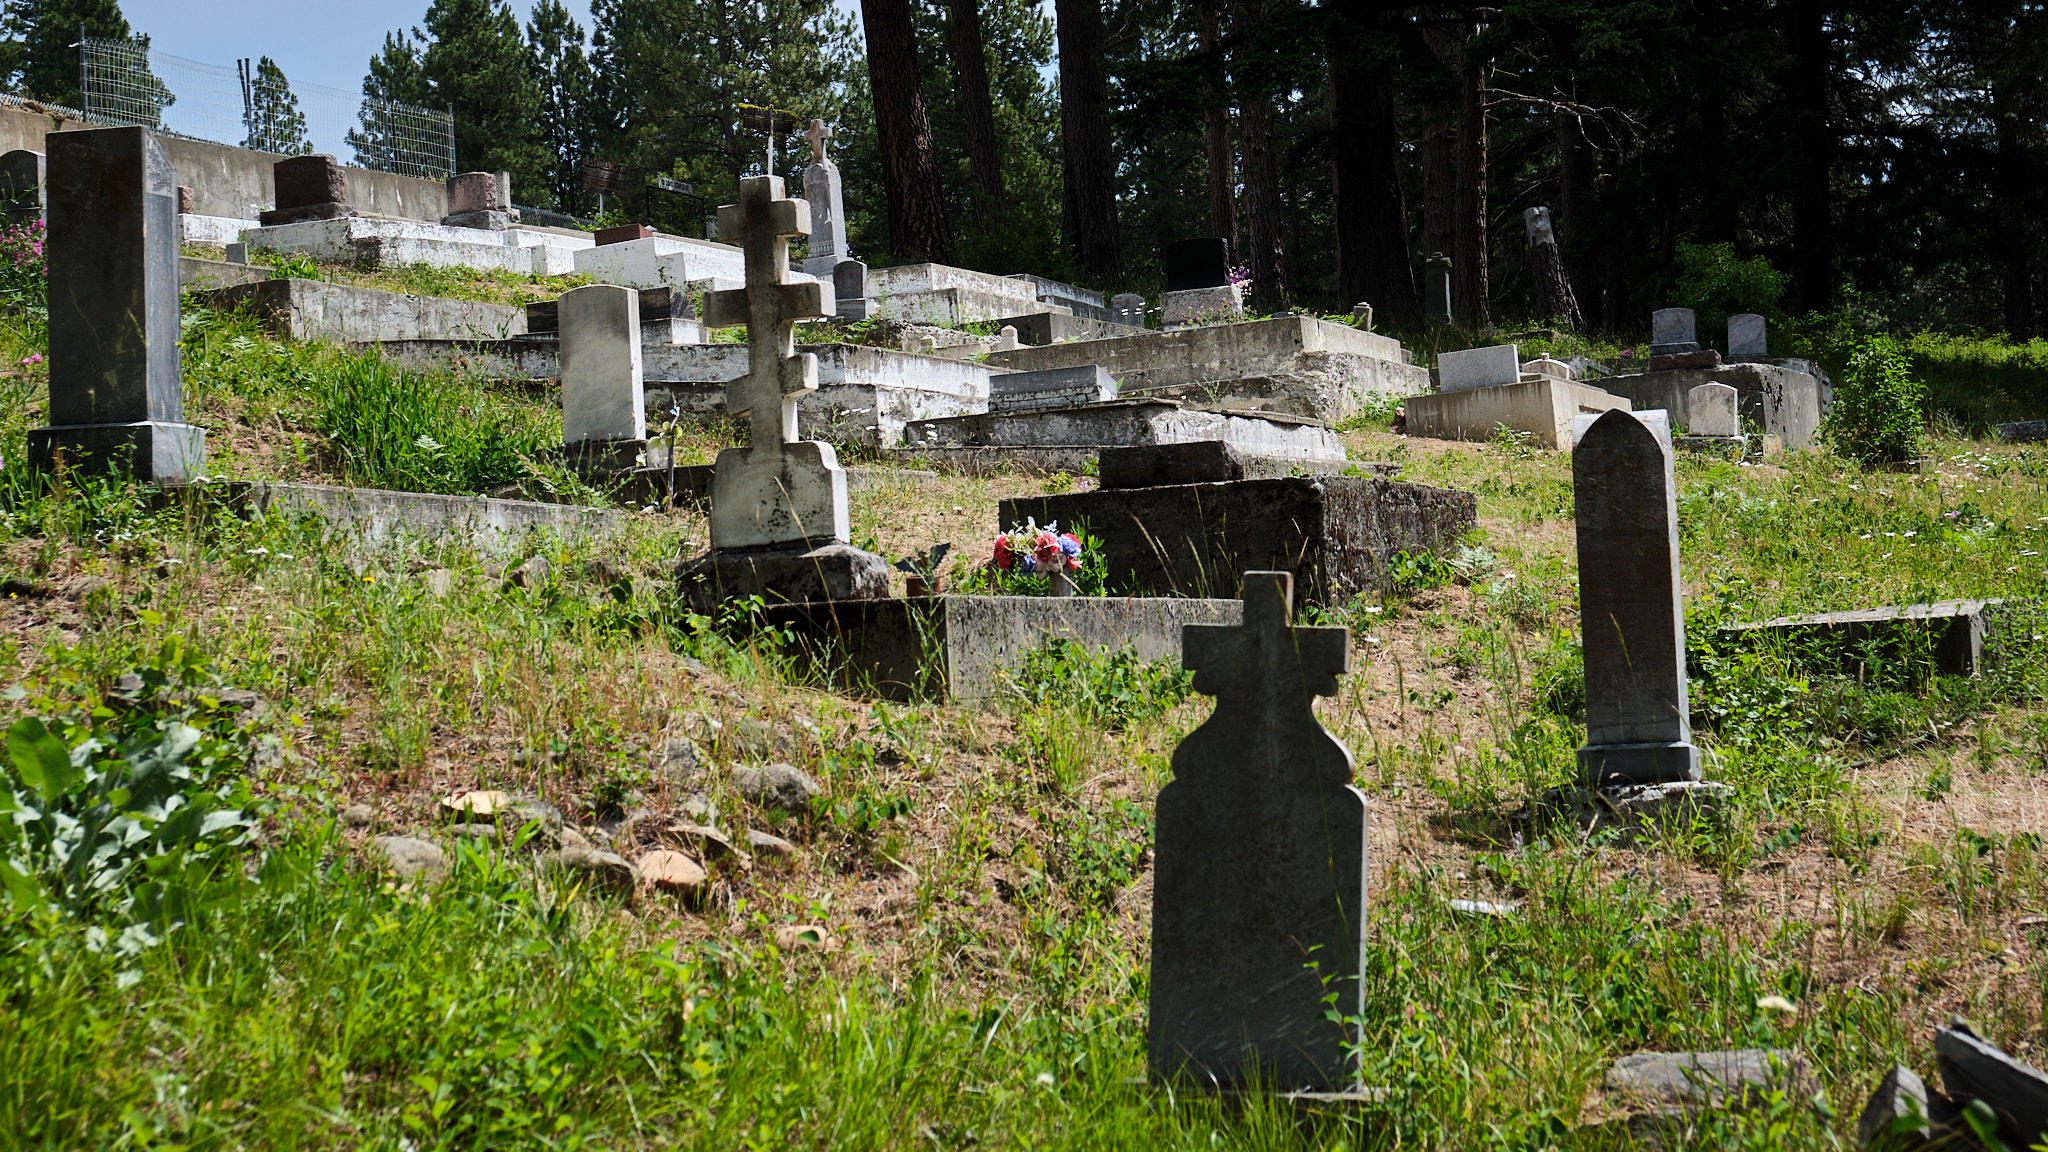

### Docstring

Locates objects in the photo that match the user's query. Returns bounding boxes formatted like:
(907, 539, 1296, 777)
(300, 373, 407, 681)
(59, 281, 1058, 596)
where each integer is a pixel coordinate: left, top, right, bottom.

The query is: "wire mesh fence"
(78, 38, 454, 179)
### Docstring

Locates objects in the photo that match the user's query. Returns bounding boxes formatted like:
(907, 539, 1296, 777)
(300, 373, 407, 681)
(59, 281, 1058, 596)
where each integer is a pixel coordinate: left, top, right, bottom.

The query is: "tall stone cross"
(700, 175, 846, 551)
(1149, 571, 1368, 1091)
(805, 119, 833, 163)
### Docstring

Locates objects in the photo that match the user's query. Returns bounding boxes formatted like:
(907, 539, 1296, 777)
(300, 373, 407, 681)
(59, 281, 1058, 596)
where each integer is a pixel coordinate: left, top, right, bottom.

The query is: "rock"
(731, 717, 780, 757)
(1448, 898, 1518, 918)
(422, 568, 456, 597)
(448, 822, 500, 840)
(508, 800, 563, 831)
(637, 849, 707, 894)
(667, 820, 742, 860)
(442, 789, 516, 820)
(548, 846, 636, 895)
(680, 793, 718, 823)
(731, 763, 821, 812)
(1604, 1049, 1807, 1107)
(340, 803, 377, 829)
(373, 835, 447, 881)
(773, 924, 835, 952)
(554, 826, 594, 852)
(657, 737, 705, 786)
(211, 687, 266, 712)
(1857, 1065, 1933, 1149)
(507, 555, 551, 589)
(679, 656, 709, 676)
(747, 828, 798, 859)
(1935, 1019, 2048, 1150)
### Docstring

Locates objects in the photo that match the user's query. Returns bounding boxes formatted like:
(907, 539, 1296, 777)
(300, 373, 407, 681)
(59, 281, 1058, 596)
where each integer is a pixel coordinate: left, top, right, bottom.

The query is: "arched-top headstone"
(1150, 570, 1367, 1090)
(1687, 382, 1739, 438)
(1573, 409, 1699, 784)
(559, 283, 645, 448)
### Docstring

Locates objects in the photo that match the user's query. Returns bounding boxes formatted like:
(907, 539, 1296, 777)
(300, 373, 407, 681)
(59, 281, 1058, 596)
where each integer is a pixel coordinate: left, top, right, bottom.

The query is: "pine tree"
(347, 30, 433, 174)
(419, 0, 548, 204)
(242, 56, 312, 156)
(527, 0, 594, 214)
(0, 0, 132, 108)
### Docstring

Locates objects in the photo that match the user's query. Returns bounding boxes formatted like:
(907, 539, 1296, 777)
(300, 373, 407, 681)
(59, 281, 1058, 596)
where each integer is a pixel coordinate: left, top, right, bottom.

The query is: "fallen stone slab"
(763, 594, 1242, 701)
(1719, 599, 2007, 678)
(1936, 1020, 2048, 1150)
(1098, 441, 1392, 489)
(193, 277, 527, 343)
(903, 398, 1345, 463)
(228, 481, 632, 551)
(1856, 1064, 1936, 1148)
(1604, 1049, 1808, 1106)
(1402, 377, 1632, 450)
(1001, 476, 1477, 606)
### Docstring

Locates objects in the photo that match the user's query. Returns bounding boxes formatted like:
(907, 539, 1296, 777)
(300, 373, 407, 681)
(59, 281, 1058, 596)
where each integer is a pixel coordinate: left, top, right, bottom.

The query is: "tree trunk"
(1557, 102, 1594, 322)
(1233, 0, 1288, 313)
(1992, 79, 2036, 339)
(1328, 6, 1417, 326)
(1056, 0, 1120, 278)
(945, 0, 1004, 227)
(1421, 110, 1455, 268)
(1197, 0, 1236, 243)
(862, 0, 953, 262)
(1452, 43, 1489, 329)
(1786, 0, 1832, 314)
(1525, 206, 1582, 329)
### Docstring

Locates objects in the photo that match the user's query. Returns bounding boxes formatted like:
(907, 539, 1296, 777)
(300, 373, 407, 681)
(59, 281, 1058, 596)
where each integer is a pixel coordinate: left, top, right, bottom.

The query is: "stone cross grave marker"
(1573, 409, 1700, 784)
(29, 126, 204, 483)
(1150, 570, 1368, 1091)
(559, 283, 645, 463)
(1687, 382, 1739, 438)
(1727, 313, 1767, 359)
(1650, 308, 1698, 355)
(805, 118, 833, 162)
(701, 175, 844, 550)
(801, 119, 847, 277)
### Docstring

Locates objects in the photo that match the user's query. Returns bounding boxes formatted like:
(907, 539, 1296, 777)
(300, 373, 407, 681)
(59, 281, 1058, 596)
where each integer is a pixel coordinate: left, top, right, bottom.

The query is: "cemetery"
(1, 2, 2048, 1146)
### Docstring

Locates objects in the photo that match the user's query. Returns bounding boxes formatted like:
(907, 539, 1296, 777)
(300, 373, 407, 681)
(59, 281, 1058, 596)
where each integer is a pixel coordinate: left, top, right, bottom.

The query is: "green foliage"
(257, 250, 322, 281)
(0, 639, 266, 929)
(1904, 330, 2048, 429)
(0, 0, 137, 108)
(419, 0, 550, 203)
(1673, 241, 1791, 344)
(0, 217, 46, 335)
(241, 56, 313, 155)
(1007, 639, 1192, 730)
(1823, 335, 1925, 466)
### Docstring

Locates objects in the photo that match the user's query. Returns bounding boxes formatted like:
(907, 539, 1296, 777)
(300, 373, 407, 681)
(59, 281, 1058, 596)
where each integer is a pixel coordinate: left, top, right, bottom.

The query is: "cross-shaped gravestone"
(700, 175, 845, 551)
(805, 118, 833, 163)
(1150, 570, 1368, 1091)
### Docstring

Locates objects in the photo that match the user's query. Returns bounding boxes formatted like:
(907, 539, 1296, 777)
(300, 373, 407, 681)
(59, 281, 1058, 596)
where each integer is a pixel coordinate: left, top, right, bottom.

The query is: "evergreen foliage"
(240, 56, 311, 156)
(0, 0, 131, 108)
(525, 0, 594, 216)
(419, 0, 547, 206)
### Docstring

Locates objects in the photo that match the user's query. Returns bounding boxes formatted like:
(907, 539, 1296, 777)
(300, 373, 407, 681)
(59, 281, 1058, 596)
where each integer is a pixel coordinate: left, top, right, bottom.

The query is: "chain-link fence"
(79, 38, 454, 179)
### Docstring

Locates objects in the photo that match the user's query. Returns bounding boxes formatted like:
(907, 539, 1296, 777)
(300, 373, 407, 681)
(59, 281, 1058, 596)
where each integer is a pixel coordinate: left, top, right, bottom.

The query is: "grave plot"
(1403, 340, 1634, 449)
(1001, 442, 1476, 604)
(1595, 308, 1825, 449)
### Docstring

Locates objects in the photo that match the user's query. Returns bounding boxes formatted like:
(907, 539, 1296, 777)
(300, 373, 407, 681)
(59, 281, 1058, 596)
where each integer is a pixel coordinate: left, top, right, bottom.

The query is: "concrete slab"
(194, 277, 527, 342)
(571, 233, 745, 291)
(233, 481, 631, 550)
(1403, 377, 1631, 449)
(901, 398, 1345, 461)
(179, 213, 252, 247)
(179, 256, 269, 290)
(1596, 363, 1822, 450)
(1000, 310, 1143, 346)
(983, 316, 1425, 423)
(875, 286, 1061, 325)
(764, 594, 1243, 700)
(1006, 273, 1108, 320)
(1719, 599, 2015, 677)
(989, 364, 1118, 413)
(1003, 476, 1478, 605)
(246, 215, 592, 276)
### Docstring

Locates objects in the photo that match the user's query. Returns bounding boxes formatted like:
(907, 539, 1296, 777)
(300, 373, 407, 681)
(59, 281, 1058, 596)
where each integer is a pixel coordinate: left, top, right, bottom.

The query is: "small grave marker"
(1727, 313, 1767, 359)
(1436, 343, 1520, 393)
(559, 283, 645, 467)
(1687, 382, 1739, 438)
(1150, 570, 1367, 1090)
(1650, 307, 1698, 355)
(0, 148, 42, 223)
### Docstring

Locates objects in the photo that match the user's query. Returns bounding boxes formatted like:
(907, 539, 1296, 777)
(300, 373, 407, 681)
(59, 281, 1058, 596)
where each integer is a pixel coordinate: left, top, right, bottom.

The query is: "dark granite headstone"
(28, 127, 204, 483)
(1573, 409, 1698, 784)
(1162, 237, 1230, 292)
(594, 223, 654, 246)
(0, 149, 43, 223)
(1150, 570, 1365, 1090)
(262, 154, 352, 225)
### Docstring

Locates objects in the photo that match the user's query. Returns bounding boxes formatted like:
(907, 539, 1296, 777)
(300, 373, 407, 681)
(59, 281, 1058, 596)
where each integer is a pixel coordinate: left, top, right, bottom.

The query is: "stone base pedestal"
(28, 420, 206, 484)
(1674, 434, 1750, 456)
(1161, 284, 1243, 328)
(1577, 740, 1701, 786)
(565, 437, 648, 476)
(678, 542, 889, 615)
(258, 203, 353, 226)
(442, 209, 516, 230)
(1529, 779, 1731, 844)
(709, 442, 849, 551)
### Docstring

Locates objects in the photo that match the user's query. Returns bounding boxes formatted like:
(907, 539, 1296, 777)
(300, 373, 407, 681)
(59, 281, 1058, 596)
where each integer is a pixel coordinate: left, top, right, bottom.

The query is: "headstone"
(1111, 292, 1146, 326)
(261, 154, 352, 225)
(1727, 313, 1767, 359)
(1572, 409, 1699, 785)
(1351, 300, 1373, 330)
(594, 223, 655, 246)
(1425, 253, 1452, 326)
(987, 364, 1115, 414)
(0, 149, 43, 223)
(994, 325, 1019, 352)
(443, 170, 516, 229)
(1161, 284, 1241, 328)
(1150, 570, 1366, 1090)
(176, 185, 194, 215)
(559, 283, 645, 466)
(1521, 357, 1574, 381)
(799, 119, 847, 278)
(1161, 237, 1230, 292)
(832, 258, 874, 321)
(28, 126, 205, 483)
(1571, 408, 1669, 449)
(1437, 343, 1520, 393)
(1649, 307, 1698, 355)
(694, 176, 862, 562)
(1936, 1020, 2048, 1150)
(223, 242, 248, 265)
(1687, 382, 1739, 438)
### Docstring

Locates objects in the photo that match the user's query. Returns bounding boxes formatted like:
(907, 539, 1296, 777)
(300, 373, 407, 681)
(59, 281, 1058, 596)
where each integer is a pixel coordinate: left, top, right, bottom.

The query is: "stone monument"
(1424, 253, 1453, 327)
(559, 283, 646, 471)
(1649, 308, 1699, 356)
(1573, 409, 1699, 784)
(677, 175, 887, 609)
(28, 127, 205, 483)
(1436, 343, 1520, 393)
(261, 154, 353, 225)
(1111, 292, 1146, 327)
(1688, 382, 1739, 438)
(443, 171, 517, 230)
(0, 149, 43, 224)
(799, 120, 875, 320)
(1160, 236, 1240, 328)
(1727, 313, 1768, 360)
(1150, 570, 1367, 1091)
